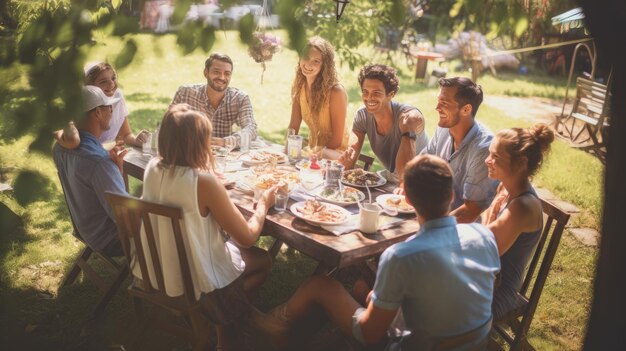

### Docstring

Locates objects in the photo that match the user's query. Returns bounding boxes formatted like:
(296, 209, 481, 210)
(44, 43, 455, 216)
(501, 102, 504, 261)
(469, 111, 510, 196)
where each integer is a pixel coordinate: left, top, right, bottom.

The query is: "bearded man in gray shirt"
(339, 64, 428, 179)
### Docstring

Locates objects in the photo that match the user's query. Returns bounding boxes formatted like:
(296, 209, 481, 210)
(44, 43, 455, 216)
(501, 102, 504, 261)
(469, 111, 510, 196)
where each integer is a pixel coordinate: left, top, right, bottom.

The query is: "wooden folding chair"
(491, 199, 571, 351)
(104, 191, 215, 351)
(58, 175, 129, 320)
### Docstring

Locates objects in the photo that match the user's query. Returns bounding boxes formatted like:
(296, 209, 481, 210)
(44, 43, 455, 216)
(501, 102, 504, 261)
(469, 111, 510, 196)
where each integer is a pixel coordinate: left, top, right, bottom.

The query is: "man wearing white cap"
(53, 85, 128, 257)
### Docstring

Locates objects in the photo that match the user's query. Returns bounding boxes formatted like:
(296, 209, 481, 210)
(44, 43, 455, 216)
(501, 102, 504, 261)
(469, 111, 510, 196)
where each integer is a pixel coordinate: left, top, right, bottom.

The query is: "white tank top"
(135, 158, 244, 300)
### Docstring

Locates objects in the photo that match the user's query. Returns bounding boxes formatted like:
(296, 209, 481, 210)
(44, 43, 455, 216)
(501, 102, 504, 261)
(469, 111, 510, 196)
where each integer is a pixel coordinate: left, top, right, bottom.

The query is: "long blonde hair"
(291, 36, 339, 118)
(158, 104, 214, 172)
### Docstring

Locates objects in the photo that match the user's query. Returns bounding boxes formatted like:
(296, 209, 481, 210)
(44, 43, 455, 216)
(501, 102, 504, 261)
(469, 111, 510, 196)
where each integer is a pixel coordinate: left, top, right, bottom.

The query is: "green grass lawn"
(0, 30, 601, 350)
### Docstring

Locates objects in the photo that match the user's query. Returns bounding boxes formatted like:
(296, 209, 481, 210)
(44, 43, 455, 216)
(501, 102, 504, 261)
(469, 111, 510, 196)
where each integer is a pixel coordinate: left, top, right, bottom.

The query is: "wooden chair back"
(571, 77, 611, 128)
(104, 191, 213, 349)
(493, 198, 570, 350)
(357, 153, 375, 171)
(56, 173, 128, 320)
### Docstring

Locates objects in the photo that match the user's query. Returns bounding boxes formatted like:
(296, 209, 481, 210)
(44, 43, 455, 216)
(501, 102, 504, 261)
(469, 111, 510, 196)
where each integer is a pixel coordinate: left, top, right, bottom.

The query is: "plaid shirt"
(171, 84, 257, 147)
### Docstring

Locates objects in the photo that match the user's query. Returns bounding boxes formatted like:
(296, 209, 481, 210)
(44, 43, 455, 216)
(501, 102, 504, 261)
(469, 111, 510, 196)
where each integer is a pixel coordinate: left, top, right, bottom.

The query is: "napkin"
(289, 185, 316, 202)
(321, 215, 405, 236)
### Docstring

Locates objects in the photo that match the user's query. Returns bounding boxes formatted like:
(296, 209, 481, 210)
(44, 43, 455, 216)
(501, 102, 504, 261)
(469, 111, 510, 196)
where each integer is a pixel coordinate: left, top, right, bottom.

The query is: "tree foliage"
(288, 0, 406, 70)
(0, 0, 578, 206)
(426, 0, 578, 47)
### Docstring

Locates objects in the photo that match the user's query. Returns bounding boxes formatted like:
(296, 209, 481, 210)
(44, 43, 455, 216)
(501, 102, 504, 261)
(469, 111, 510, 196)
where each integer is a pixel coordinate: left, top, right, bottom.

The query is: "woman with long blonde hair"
(288, 36, 348, 156)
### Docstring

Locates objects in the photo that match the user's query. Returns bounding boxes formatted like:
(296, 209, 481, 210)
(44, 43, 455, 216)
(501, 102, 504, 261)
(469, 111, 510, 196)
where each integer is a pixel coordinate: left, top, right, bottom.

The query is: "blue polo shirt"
(366, 216, 500, 346)
(423, 121, 498, 211)
(53, 131, 126, 252)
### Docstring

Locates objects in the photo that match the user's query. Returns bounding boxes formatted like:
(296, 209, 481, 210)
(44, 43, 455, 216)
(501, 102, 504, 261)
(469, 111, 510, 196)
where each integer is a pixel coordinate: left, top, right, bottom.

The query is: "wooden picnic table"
(122, 147, 420, 274)
(412, 51, 445, 80)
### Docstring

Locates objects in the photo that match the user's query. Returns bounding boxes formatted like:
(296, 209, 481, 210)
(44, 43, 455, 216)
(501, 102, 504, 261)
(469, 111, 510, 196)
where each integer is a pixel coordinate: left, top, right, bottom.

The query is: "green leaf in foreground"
(114, 39, 137, 69)
(238, 13, 255, 45)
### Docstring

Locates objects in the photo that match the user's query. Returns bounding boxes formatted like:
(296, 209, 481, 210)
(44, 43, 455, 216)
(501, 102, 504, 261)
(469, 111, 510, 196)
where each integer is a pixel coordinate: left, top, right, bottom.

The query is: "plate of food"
(376, 194, 414, 214)
(290, 200, 351, 226)
(240, 149, 289, 166)
(244, 167, 300, 191)
(341, 169, 387, 188)
(311, 186, 365, 206)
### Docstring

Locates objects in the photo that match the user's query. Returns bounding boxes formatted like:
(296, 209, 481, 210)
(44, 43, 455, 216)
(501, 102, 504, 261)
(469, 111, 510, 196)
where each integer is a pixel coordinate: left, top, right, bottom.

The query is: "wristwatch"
(401, 131, 416, 140)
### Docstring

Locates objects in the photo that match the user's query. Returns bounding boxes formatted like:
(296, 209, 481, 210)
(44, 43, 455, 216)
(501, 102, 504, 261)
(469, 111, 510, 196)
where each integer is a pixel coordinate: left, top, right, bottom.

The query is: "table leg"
(415, 57, 428, 80)
(313, 262, 335, 276)
(269, 238, 284, 259)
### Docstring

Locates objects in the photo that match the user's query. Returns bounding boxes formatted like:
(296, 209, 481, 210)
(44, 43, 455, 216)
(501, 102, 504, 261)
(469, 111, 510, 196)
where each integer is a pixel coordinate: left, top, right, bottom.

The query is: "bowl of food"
(376, 194, 414, 214)
(342, 169, 386, 188)
(311, 186, 365, 206)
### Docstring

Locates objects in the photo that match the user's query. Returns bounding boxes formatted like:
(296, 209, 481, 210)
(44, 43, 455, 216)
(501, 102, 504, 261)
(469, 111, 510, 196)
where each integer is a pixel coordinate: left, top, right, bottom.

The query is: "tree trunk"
(580, 0, 626, 349)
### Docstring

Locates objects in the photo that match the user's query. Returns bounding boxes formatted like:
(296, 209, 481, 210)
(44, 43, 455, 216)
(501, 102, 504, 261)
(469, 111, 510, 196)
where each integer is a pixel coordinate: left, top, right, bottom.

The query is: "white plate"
(376, 194, 415, 214)
(310, 186, 365, 206)
(290, 201, 351, 226)
(240, 149, 288, 166)
(295, 158, 328, 170)
(341, 169, 387, 188)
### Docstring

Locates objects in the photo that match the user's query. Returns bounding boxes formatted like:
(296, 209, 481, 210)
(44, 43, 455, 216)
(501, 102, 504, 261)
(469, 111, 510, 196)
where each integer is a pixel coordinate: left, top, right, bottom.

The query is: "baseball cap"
(82, 85, 120, 112)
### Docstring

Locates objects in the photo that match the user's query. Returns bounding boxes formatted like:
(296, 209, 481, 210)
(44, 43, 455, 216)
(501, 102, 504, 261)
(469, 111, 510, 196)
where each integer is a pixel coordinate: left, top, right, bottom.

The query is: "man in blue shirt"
(264, 155, 500, 349)
(422, 77, 499, 223)
(54, 85, 128, 257)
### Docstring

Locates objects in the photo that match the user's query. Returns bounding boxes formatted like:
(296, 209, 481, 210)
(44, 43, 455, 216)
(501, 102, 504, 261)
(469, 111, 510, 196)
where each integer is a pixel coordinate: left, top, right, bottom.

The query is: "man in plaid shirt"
(171, 53, 258, 147)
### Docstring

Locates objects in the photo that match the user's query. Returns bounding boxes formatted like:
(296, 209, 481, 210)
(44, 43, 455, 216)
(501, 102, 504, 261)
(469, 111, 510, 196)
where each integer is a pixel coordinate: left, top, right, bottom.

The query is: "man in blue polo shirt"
(262, 155, 500, 350)
(54, 85, 128, 257)
(422, 76, 498, 223)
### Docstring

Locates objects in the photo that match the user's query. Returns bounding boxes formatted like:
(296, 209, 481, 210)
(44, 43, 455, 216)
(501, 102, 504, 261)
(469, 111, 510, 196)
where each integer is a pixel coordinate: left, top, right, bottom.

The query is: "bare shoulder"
(507, 193, 542, 225)
(197, 171, 221, 193)
(330, 83, 347, 97)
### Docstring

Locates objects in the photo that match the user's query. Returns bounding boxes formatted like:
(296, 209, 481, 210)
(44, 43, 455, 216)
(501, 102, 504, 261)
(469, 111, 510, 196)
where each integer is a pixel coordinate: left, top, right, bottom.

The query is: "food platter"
(376, 194, 414, 214)
(243, 165, 300, 191)
(341, 169, 386, 188)
(240, 149, 289, 166)
(310, 186, 365, 206)
(290, 200, 351, 226)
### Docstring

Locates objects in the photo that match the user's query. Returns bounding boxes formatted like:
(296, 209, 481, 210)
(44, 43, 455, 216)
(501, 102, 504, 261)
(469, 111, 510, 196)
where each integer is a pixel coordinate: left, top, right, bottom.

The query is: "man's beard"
(208, 79, 228, 92)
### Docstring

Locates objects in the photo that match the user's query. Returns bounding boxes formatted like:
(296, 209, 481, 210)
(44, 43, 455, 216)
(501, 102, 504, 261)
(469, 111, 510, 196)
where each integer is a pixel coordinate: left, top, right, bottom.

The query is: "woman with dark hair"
(482, 123, 555, 320)
(140, 104, 275, 349)
(288, 36, 348, 155)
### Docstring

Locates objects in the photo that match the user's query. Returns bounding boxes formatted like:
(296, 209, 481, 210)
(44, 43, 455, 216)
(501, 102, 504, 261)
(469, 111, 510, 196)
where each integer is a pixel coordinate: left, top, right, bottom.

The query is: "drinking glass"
(224, 137, 236, 154)
(142, 132, 153, 154)
(274, 192, 289, 212)
(240, 132, 251, 152)
(325, 161, 344, 188)
(287, 135, 303, 160)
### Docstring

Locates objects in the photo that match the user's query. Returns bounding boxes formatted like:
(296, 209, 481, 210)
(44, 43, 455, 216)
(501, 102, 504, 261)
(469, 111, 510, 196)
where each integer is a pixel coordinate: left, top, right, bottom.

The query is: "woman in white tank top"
(140, 103, 277, 349)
